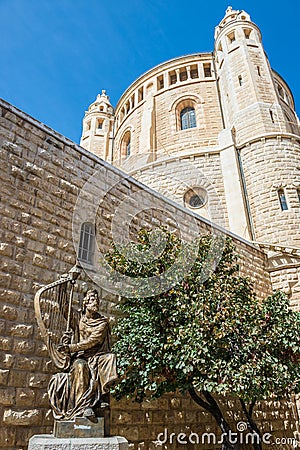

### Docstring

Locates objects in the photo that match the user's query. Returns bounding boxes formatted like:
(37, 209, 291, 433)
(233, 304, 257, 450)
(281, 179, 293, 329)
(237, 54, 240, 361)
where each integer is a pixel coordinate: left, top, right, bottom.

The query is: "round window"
(184, 187, 207, 209)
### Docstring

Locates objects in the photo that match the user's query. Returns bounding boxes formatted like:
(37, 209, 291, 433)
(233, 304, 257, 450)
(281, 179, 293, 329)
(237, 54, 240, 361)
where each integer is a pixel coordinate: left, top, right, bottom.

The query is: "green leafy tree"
(106, 229, 300, 450)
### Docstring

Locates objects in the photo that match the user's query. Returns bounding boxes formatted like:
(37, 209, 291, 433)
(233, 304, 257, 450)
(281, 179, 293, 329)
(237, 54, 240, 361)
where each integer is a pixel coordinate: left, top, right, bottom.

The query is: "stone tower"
(80, 90, 114, 161)
(214, 7, 300, 304)
(80, 7, 300, 307)
(214, 6, 298, 143)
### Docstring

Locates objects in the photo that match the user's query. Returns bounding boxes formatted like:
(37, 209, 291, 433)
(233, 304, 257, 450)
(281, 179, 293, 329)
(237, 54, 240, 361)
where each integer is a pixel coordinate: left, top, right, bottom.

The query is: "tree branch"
(188, 386, 215, 415)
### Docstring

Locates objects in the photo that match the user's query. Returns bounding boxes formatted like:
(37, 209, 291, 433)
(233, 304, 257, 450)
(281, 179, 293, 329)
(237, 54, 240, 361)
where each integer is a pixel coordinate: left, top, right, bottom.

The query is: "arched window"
(120, 130, 131, 158)
(78, 222, 95, 263)
(180, 107, 196, 130)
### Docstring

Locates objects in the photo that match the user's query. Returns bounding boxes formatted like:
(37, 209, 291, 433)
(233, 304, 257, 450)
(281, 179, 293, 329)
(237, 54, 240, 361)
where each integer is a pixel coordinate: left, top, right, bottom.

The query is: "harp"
(34, 265, 81, 370)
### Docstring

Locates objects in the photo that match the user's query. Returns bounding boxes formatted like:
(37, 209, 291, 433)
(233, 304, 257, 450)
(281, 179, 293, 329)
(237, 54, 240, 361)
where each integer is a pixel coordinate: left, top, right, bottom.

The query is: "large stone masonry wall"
(130, 151, 229, 229)
(0, 98, 298, 450)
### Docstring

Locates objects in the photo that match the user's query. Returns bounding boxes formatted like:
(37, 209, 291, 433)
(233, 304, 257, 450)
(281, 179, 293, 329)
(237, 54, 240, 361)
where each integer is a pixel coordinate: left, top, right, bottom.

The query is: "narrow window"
(227, 31, 236, 44)
(169, 71, 177, 85)
(238, 75, 243, 86)
(257, 66, 261, 76)
(244, 28, 252, 39)
(190, 65, 198, 79)
(97, 119, 104, 130)
(78, 222, 95, 264)
(99, 106, 104, 112)
(203, 63, 212, 77)
(131, 94, 135, 108)
(86, 121, 91, 131)
(138, 87, 144, 102)
(157, 75, 164, 90)
(278, 189, 288, 211)
(297, 189, 300, 203)
(180, 107, 196, 130)
(277, 84, 285, 100)
(126, 101, 130, 114)
(270, 110, 275, 123)
(179, 70, 188, 81)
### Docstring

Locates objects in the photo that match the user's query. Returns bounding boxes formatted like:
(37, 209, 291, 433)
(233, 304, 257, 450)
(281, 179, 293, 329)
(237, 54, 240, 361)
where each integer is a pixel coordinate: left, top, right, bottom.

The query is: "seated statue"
(48, 289, 118, 421)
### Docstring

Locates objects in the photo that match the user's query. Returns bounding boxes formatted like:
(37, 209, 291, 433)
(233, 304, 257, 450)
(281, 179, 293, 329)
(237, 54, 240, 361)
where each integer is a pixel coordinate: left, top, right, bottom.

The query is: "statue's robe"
(48, 310, 117, 420)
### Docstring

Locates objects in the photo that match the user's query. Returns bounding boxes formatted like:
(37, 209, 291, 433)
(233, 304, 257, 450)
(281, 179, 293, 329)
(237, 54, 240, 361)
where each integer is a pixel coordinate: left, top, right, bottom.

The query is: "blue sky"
(0, 0, 299, 143)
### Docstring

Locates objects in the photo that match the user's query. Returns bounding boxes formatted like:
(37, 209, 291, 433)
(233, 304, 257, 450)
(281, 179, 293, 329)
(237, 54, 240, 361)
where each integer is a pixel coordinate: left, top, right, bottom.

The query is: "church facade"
(80, 7, 300, 309)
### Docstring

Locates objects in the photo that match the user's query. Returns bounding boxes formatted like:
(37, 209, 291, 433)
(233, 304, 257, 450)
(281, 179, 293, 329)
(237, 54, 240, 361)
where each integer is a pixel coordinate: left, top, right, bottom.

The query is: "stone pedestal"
(28, 435, 128, 450)
(54, 417, 105, 438)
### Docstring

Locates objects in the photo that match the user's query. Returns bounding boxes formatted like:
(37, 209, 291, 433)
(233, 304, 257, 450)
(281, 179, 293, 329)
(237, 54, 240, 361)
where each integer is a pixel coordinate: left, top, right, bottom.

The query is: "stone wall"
(0, 98, 298, 450)
(130, 152, 229, 229)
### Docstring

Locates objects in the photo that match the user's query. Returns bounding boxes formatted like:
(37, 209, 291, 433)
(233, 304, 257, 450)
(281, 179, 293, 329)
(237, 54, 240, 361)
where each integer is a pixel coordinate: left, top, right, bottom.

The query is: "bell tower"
(214, 7, 300, 307)
(214, 6, 295, 145)
(80, 90, 114, 161)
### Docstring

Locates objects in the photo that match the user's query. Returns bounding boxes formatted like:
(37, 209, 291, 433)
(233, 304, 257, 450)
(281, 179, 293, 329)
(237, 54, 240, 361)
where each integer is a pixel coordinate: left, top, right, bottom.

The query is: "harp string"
(35, 265, 81, 369)
(40, 281, 69, 345)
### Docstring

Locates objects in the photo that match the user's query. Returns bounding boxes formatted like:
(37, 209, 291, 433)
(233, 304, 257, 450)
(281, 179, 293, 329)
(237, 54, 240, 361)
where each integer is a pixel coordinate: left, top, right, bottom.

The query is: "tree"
(106, 229, 300, 450)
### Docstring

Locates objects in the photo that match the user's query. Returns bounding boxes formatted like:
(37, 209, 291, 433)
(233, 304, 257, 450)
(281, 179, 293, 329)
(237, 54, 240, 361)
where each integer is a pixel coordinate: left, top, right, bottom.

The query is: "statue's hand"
(57, 344, 70, 355)
(61, 331, 73, 345)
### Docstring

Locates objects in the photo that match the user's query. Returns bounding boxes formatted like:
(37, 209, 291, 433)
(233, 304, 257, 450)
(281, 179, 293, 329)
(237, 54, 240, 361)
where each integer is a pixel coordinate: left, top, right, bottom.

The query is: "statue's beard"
(87, 305, 98, 314)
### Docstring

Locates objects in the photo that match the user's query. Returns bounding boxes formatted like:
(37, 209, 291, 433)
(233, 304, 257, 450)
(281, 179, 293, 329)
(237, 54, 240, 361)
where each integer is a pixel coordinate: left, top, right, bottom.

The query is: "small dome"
(215, 7, 251, 38)
(87, 90, 114, 114)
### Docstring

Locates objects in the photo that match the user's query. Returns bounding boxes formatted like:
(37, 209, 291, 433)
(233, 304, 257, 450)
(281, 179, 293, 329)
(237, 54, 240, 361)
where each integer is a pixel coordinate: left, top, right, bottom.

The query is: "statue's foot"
(83, 408, 97, 423)
(99, 401, 109, 409)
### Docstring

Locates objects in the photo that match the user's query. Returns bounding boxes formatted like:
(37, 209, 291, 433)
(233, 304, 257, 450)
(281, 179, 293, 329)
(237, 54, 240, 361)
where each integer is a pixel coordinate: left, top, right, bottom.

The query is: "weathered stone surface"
(0, 388, 15, 405)
(28, 435, 128, 450)
(15, 388, 36, 406)
(28, 373, 49, 388)
(10, 323, 34, 338)
(0, 427, 16, 447)
(3, 408, 41, 426)
(0, 368, 10, 385)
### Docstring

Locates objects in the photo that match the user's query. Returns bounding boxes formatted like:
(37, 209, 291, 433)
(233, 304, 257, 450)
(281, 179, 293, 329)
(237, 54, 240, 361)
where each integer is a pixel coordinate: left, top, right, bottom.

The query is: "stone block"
(3, 408, 42, 426)
(13, 338, 35, 355)
(0, 427, 16, 447)
(28, 435, 128, 450)
(28, 373, 49, 388)
(0, 368, 10, 385)
(111, 411, 132, 425)
(16, 388, 36, 406)
(0, 353, 13, 368)
(10, 323, 34, 338)
(0, 387, 15, 405)
(0, 242, 14, 257)
(15, 355, 40, 371)
(0, 337, 11, 351)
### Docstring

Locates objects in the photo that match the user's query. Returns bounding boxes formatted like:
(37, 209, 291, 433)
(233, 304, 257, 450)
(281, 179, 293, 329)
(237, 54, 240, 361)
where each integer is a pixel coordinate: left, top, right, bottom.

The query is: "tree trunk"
(240, 399, 262, 450)
(188, 387, 240, 450)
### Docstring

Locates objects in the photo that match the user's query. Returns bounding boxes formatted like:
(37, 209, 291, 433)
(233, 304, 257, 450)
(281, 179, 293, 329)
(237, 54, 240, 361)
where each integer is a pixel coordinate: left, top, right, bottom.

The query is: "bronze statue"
(34, 268, 118, 423)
